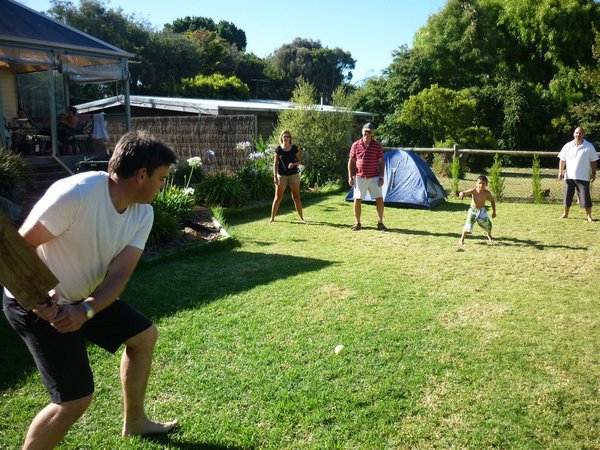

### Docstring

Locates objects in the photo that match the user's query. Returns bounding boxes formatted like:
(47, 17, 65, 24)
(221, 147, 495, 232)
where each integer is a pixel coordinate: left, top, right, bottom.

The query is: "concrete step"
(20, 154, 108, 216)
(21, 157, 71, 216)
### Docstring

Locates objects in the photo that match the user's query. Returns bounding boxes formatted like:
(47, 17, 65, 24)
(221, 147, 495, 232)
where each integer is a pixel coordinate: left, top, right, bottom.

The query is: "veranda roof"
(0, 0, 133, 81)
(0, 0, 134, 162)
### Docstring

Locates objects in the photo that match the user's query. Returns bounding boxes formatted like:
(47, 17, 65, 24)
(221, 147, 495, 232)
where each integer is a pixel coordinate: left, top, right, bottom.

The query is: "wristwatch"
(82, 302, 95, 320)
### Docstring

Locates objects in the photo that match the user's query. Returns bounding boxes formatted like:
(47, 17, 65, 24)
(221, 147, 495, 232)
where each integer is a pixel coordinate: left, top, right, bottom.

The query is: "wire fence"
(392, 146, 600, 203)
(99, 118, 599, 204)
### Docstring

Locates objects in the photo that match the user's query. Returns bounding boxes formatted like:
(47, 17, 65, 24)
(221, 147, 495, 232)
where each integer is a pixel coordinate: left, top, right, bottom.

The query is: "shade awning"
(0, 0, 133, 82)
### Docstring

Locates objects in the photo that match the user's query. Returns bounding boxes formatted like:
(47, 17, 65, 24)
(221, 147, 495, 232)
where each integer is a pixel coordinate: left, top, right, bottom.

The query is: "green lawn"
(1, 189, 599, 449)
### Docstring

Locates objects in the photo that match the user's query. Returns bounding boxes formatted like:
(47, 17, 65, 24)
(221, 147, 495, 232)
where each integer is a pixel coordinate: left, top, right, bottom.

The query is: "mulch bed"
(142, 206, 222, 261)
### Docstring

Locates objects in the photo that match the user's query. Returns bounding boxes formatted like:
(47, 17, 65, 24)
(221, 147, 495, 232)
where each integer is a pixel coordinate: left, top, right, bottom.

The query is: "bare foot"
(122, 418, 179, 437)
(588, 217, 596, 223)
(268, 218, 274, 223)
(559, 214, 568, 219)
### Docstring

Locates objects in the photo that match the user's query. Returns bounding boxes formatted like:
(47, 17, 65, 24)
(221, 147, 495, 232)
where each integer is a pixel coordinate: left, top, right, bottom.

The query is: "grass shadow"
(224, 188, 346, 226)
(142, 433, 250, 450)
(0, 239, 332, 392)
(430, 201, 469, 212)
(122, 246, 333, 326)
(0, 308, 33, 391)
(383, 227, 586, 250)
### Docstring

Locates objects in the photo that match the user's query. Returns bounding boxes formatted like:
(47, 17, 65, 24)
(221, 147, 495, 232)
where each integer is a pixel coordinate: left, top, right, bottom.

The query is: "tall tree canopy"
(134, 32, 204, 96)
(42, 1, 357, 102)
(164, 16, 247, 51)
(47, 0, 150, 54)
(356, 0, 600, 151)
(269, 38, 355, 103)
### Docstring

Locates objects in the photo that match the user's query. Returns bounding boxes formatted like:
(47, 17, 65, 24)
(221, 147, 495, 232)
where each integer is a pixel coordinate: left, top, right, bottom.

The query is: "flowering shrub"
(231, 136, 275, 201)
(246, 136, 275, 172)
(148, 156, 202, 243)
(171, 156, 203, 189)
(235, 141, 253, 152)
(149, 184, 195, 244)
(188, 156, 202, 169)
(184, 157, 202, 190)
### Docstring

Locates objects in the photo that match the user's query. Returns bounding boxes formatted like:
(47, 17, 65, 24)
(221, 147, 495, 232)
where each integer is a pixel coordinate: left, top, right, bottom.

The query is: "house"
(0, 0, 133, 161)
(75, 95, 377, 139)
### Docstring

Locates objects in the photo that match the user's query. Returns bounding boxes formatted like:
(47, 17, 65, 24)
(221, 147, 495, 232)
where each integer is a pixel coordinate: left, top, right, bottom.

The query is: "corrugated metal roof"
(76, 95, 376, 118)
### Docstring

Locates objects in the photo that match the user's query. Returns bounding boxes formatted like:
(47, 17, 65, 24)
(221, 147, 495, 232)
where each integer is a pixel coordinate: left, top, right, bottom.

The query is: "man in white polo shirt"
(558, 126, 599, 222)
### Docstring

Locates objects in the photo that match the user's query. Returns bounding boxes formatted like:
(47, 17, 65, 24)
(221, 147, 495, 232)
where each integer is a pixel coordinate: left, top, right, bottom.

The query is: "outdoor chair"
(66, 119, 93, 155)
(17, 118, 51, 154)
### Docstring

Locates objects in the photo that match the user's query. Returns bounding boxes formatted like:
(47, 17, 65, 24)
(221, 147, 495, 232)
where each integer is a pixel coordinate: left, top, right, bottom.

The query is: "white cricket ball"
(334, 344, 345, 355)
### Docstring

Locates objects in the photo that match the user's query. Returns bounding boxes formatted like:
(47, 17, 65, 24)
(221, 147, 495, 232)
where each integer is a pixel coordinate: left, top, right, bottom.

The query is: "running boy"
(458, 175, 497, 245)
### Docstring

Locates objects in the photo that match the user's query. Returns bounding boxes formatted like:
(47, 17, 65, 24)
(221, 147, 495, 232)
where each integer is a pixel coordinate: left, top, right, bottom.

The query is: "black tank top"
(276, 145, 299, 176)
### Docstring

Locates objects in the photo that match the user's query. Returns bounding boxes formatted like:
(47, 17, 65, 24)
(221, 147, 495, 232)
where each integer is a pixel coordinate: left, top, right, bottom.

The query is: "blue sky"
(19, 0, 447, 83)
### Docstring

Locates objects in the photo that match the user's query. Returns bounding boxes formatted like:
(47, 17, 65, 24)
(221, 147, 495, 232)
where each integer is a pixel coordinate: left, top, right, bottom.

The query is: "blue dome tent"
(345, 149, 447, 209)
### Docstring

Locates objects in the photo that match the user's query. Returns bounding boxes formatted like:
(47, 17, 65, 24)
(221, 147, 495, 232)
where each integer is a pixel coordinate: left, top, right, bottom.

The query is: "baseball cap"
(362, 122, 374, 131)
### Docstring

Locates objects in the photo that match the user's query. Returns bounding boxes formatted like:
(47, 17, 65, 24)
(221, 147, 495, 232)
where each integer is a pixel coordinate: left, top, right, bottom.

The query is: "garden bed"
(141, 206, 222, 261)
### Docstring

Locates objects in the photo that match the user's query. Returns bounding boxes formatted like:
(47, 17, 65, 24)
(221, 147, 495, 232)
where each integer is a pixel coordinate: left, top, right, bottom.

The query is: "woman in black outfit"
(269, 130, 304, 222)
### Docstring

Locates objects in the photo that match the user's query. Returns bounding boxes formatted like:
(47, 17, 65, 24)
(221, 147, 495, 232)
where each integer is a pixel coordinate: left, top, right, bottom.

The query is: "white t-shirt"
(558, 139, 599, 181)
(11, 171, 153, 303)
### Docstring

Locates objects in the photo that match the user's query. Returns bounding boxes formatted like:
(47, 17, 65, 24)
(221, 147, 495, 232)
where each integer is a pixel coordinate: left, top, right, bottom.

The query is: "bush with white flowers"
(235, 141, 253, 152)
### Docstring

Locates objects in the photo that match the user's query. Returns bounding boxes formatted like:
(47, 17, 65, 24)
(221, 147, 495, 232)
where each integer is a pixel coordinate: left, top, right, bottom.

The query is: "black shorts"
(564, 179, 592, 208)
(2, 292, 152, 403)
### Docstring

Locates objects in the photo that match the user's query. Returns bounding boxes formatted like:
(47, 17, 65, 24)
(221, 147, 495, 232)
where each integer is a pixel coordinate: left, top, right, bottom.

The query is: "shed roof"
(76, 95, 377, 118)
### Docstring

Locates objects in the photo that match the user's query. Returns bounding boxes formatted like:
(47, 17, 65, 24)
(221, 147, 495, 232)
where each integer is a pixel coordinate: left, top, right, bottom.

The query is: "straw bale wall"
(107, 115, 257, 173)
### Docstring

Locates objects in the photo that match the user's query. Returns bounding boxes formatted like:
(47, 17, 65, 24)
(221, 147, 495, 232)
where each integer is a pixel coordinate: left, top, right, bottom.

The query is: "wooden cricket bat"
(0, 212, 59, 310)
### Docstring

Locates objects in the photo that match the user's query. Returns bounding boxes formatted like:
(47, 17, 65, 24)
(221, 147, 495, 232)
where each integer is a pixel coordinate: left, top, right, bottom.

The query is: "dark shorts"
(2, 292, 152, 403)
(564, 179, 592, 209)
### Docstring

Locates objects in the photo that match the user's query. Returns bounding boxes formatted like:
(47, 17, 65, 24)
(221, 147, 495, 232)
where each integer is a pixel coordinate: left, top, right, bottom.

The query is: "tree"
(134, 31, 204, 95)
(496, 0, 600, 69)
(231, 52, 272, 98)
(385, 45, 434, 107)
(397, 84, 477, 144)
(354, 0, 600, 150)
(179, 73, 250, 100)
(349, 76, 392, 124)
(269, 38, 355, 102)
(573, 30, 600, 140)
(273, 79, 355, 186)
(187, 29, 234, 75)
(215, 20, 247, 51)
(47, 0, 150, 53)
(412, 0, 505, 89)
(164, 16, 247, 51)
(164, 16, 216, 33)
